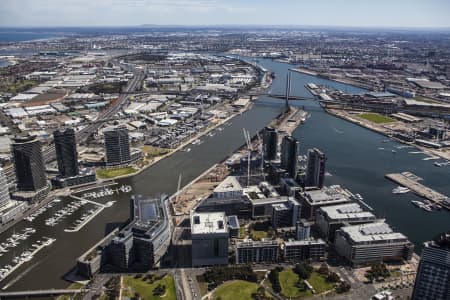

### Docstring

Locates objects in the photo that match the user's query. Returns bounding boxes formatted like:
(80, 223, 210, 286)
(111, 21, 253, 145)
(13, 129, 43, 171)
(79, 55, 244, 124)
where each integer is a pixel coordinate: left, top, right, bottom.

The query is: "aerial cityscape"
(0, 1, 449, 300)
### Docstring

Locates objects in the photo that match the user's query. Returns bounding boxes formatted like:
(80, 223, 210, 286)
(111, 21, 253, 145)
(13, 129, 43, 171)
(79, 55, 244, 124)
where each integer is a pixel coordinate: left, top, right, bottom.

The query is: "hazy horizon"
(0, 0, 449, 29)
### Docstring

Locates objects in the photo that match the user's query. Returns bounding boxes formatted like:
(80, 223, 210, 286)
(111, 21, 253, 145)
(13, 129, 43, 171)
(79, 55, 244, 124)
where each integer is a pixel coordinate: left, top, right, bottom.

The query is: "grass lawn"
(240, 227, 246, 238)
(122, 275, 176, 300)
(213, 280, 269, 300)
(279, 269, 312, 299)
(307, 272, 334, 294)
(96, 166, 138, 179)
(359, 113, 395, 124)
(142, 145, 170, 157)
(250, 229, 268, 241)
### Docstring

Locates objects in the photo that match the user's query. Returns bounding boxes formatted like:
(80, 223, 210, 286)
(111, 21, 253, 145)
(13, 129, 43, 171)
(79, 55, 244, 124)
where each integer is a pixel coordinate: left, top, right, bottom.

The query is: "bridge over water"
(0, 289, 89, 299)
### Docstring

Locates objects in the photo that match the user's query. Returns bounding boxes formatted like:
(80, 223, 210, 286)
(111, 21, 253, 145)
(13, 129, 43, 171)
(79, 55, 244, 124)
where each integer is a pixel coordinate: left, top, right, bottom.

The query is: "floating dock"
(385, 172, 450, 210)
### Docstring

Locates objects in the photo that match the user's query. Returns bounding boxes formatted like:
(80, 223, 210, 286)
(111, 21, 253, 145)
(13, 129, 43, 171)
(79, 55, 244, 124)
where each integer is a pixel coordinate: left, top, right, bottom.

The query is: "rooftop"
(319, 203, 376, 221)
(302, 185, 351, 206)
(214, 176, 242, 193)
(340, 222, 407, 244)
(191, 212, 228, 235)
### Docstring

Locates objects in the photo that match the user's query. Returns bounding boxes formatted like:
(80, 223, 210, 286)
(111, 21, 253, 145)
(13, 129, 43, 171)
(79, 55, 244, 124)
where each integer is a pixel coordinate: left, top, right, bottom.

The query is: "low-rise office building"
(298, 185, 352, 220)
(316, 203, 377, 241)
(334, 222, 414, 265)
(191, 212, 229, 267)
(271, 199, 301, 228)
(213, 176, 243, 199)
(235, 240, 279, 264)
(282, 239, 327, 262)
(76, 195, 171, 276)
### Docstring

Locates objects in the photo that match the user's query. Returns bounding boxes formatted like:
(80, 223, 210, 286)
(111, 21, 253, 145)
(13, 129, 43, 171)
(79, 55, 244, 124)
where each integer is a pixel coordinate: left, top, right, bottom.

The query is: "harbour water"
(0, 57, 449, 291)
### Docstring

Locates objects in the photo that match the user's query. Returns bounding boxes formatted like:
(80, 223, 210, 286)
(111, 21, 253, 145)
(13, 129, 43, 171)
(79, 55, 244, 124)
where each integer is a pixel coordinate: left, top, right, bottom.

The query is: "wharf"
(385, 173, 450, 210)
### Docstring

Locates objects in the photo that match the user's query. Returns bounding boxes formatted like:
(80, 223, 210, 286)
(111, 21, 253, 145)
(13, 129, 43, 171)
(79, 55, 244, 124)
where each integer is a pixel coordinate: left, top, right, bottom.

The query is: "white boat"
(411, 200, 433, 212)
(392, 186, 410, 194)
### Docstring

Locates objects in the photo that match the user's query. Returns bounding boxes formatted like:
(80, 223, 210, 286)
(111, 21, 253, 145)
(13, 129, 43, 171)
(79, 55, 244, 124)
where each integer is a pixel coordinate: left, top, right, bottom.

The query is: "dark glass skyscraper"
(12, 135, 47, 191)
(104, 125, 131, 166)
(280, 135, 299, 178)
(54, 128, 79, 177)
(305, 148, 326, 188)
(263, 126, 277, 161)
(412, 232, 450, 300)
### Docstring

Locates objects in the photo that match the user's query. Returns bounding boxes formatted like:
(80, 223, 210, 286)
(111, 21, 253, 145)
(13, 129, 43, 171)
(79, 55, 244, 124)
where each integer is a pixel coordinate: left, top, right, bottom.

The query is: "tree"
(365, 263, 390, 281)
(152, 284, 166, 296)
(326, 272, 340, 283)
(296, 280, 308, 292)
(294, 263, 313, 280)
(251, 287, 271, 300)
(336, 281, 351, 293)
(318, 263, 329, 275)
(268, 268, 282, 293)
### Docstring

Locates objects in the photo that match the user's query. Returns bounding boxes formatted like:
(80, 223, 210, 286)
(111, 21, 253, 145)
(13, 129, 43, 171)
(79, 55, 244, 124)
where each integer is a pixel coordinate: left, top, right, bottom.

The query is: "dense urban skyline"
(0, 0, 449, 28)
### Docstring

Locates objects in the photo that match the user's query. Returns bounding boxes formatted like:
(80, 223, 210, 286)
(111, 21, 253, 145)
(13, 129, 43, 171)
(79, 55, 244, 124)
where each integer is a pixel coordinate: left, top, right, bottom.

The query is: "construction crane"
(243, 128, 252, 187)
(256, 132, 266, 181)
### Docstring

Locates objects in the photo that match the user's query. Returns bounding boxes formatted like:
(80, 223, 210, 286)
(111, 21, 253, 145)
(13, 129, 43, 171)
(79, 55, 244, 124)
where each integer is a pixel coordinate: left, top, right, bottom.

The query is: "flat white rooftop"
(214, 176, 242, 193)
(191, 212, 228, 235)
(320, 203, 376, 221)
(303, 185, 351, 205)
(340, 222, 407, 243)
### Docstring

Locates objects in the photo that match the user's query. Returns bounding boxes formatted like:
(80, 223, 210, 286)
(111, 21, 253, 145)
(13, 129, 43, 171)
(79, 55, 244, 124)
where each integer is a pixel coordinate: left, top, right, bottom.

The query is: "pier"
(385, 172, 450, 210)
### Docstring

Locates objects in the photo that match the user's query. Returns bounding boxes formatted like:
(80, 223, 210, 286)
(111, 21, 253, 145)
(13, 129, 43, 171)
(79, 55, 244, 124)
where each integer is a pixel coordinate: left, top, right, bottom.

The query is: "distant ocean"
(0, 31, 62, 42)
(0, 60, 10, 67)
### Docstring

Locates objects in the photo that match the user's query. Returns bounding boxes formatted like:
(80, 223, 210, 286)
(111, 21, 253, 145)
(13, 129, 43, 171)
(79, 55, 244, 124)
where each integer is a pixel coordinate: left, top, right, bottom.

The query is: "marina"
(64, 207, 104, 233)
(386, 172, 449, 210)
(24, 199, 61, 222)
(0, 237, 56, 284)
(0, 228, 36, 255)
(80, 184, 132, 200)
(1, 57, 450, 292)
(44, 200, 87, 227)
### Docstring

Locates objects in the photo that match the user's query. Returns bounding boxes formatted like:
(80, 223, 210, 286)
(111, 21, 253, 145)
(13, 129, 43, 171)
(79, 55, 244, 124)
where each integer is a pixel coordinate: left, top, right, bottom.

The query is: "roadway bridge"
(0, 289, 89, 299)
(249, 93, 316, 101)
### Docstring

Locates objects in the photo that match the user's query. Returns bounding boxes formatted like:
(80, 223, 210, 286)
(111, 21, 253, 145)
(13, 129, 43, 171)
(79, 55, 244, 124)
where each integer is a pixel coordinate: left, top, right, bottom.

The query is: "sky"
(0, 0, 449, 28)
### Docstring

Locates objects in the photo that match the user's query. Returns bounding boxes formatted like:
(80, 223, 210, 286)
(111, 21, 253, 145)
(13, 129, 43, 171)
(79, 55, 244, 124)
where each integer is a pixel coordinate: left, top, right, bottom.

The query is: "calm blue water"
(254, 58, 450, 250)
(1, 52, 449, 291)
(0, 32, 62, 42)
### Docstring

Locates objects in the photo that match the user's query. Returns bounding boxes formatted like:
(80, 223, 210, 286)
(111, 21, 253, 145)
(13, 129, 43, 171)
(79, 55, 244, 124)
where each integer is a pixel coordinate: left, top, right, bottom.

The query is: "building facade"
(12, 135, 47, 192)
(54, 128, 79, 177)
(412, 232, 450, 300)
(235, 240, 279, 264)
(334, 222, 414, 265)
(104, 125, 131, 166)
(191, 212, 229, 266)
(305, 148, 326, 188)
(280, 135, 299, 179)
(263, 126, 277, 161)
(316, 203, 377, 242)
(282, 239, 326, 262)
(0, 168, 10, 209)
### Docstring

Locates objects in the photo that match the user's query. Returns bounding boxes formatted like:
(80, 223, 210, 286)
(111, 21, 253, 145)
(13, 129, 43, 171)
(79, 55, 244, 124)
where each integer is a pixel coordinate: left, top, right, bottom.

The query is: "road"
(4, 67, 145, 183)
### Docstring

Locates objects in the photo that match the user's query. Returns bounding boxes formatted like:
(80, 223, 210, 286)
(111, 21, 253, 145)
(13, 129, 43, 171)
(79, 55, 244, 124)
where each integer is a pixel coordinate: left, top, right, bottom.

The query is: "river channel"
(1, 57, 449, 291)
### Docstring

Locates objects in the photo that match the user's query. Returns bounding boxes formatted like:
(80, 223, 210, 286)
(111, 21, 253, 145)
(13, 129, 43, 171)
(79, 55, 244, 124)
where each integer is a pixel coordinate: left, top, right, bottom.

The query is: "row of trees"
(365, 263, 390, 282)
(268, 266, 283, 293)
(202, 265, 257, 290)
